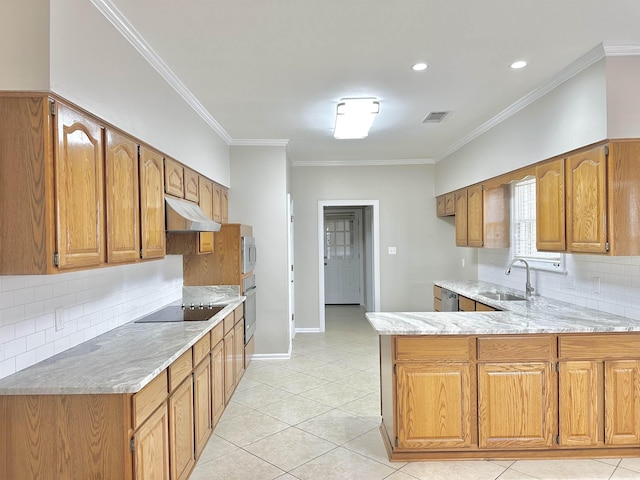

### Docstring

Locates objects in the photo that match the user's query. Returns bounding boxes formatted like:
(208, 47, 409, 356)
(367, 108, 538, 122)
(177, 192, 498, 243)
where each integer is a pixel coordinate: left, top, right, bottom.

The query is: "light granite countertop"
(365, 280, 640, 336)
(0, 286, 244, 395)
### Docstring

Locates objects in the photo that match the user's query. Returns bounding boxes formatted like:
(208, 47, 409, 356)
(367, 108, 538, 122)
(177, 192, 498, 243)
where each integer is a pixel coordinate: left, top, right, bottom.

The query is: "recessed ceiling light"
(510, 60, 527, 69)
(412, 62, 428, 71)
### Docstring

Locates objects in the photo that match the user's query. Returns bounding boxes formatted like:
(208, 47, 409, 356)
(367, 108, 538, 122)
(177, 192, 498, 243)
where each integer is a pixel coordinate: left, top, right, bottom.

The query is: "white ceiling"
(106, 0, 640, 165)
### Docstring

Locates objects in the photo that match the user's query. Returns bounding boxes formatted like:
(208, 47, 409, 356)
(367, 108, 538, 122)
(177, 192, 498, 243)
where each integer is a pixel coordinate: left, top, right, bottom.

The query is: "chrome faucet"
(505, 258, 534, 299)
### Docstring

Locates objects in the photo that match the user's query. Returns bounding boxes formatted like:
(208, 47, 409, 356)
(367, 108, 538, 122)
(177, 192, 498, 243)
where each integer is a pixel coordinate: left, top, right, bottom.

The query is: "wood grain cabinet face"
(213, 183, 223, 223)
(211, 341, 225, 427)
(234, 318, 245, 385)
(396, 362, 472, 449)
(224, 327, 236, 404)
(483, 180, 510, 249)
(436, 195, 446, 217)
(221, 187, 229, 224)
(536, 158, 566, 252)
(54, 102, 106, 269)
(605, 360, 640, 445)
(565, 146, 608, 253)
(467, 185, 484, 247)
(105, 129, 140, 264)
(169, 378, 195, 480)
(164, 157, 184, 198)
(139, 147, 166, 259)
(134, 403, 170, 480)
(455, 189, 468, 246)
(194, 357, 212, 457)
(184, 167, 199, 203)
(198, 176, 215, 254)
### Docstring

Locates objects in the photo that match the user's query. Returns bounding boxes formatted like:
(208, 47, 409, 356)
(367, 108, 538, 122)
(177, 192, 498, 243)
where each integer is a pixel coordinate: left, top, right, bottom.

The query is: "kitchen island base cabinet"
(380, 333, 640, 462)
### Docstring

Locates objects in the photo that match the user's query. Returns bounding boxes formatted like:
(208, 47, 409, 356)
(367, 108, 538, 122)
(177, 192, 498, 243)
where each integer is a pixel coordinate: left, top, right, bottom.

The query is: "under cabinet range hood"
(165, 196, 221, 232)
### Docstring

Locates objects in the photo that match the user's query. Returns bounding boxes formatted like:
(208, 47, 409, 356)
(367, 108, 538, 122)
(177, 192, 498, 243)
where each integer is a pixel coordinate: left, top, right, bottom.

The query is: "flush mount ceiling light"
(333, 98, 380, 139)
(510, 60, 528, 69)
(412, 62, 428, 71)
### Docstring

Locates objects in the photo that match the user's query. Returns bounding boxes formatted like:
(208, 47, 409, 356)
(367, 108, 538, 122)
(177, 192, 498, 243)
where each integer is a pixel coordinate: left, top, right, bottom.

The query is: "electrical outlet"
(55, 307, 64, 331)
(593, 277, 601, 294)
(461, 258, 466, 268)
(388, 247, 397, 255)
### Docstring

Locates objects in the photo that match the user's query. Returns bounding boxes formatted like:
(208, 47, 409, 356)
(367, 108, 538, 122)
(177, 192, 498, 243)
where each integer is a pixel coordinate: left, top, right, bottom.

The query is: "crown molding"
(291, 158, 435, 167)
(436, 44, 609, 162)
(603, 44, 640, 56)
(90, 0, 233, 145)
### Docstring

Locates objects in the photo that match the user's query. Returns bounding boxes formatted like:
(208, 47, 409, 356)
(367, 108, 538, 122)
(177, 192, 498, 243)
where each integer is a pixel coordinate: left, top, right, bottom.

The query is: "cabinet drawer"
(478, 335, 555, 362)
(459, 296, 475, 312)
(133, 369, 168, 429)
(210, 322, 224, 347)
(234, 303, 244, 323)
(434, 298, 442, 312)
(169, 350, 193, 392)
(559, 334, 640, 359)
(395, 336, 472, 362)
(476, 302, 497, 312)
(193, 334, 211, 366)
(224, 314, 235, 334)
(433, 285, 442, 301)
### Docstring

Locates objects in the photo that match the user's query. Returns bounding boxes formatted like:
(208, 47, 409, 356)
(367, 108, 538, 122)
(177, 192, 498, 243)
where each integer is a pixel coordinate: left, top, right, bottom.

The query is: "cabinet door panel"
(605, 360, 640, 445)
(55, 103, 105, 269)
(566, 147, 607, 253)
(478, 362, 556, 449)
(134, 403, 170, 480)
(221, 187, 229, 224)
(396, 363, 472, 449)
(198, 177, 214, 254)
(455, 190, 468, 246)
(164, 157, 184, 198)
(234, 319, 245, 385)
(213, 183, 223, 223)
(467, 185, 484, 247)
(436, 195, 446, 217)
(224, 330, 236, 404)
(169, 378, 195, 480)
(184, 168, 199, 203)
(559, 361, 603, 446)
(194, 358, 212, 458)
(211, 341, 225, 426)
(139, 147, 165, 259)
(105, 129, 140, 263)
(536, 158, 566, 251)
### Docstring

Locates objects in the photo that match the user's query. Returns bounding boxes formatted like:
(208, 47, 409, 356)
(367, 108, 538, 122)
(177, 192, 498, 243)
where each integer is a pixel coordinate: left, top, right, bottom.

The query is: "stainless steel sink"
(479, 292, 526, 301)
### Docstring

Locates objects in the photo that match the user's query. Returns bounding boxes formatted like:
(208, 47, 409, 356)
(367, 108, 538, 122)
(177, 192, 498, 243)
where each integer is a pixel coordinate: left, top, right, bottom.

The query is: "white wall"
(0, 1, 233, 378)
(292, 164, 471, 330)
(435, 59, 608, 195)
(0, 0, 50, 90)
(0, 257, 183, 379)
(49, 0, 230, 185)
(436, 55, 640, 323)
(229, 146, 291, 356)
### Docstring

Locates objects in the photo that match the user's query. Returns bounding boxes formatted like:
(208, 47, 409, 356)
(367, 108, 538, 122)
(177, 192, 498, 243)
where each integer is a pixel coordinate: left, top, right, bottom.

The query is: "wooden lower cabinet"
(234, 318, 245, 385)
(478, 362, 556, 449)
(396, 362, 472, 449)
(169, 378, 195, 480)
(381, 332, 640, 461)
(194, 356, 213, 458)
(211, 341, 225, 426)
(224, 326, 236, 403)
(134, 403, 171, 480)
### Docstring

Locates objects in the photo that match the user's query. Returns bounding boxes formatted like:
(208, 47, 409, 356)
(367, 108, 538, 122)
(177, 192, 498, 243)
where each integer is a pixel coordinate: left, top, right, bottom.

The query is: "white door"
(324, 212, 361, 304)
(287, 195, 295, 339)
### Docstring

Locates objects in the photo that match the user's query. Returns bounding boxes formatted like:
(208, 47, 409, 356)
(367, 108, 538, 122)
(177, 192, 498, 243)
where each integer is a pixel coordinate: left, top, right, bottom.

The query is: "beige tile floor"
(190, 305, 640, 480)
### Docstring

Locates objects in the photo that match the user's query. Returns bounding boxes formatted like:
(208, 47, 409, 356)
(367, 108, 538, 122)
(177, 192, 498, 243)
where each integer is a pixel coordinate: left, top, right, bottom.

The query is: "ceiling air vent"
(422, 111, 450, 123)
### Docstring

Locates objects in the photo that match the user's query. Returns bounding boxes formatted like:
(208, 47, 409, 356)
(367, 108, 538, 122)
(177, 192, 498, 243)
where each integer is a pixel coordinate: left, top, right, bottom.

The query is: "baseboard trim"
(295, 328, 321, 333)
(251, 353, 291, 360)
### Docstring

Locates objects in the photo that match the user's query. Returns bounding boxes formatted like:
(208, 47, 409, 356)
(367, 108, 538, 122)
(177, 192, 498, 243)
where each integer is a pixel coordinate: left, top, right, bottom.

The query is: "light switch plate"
(388, 247, 397, 255)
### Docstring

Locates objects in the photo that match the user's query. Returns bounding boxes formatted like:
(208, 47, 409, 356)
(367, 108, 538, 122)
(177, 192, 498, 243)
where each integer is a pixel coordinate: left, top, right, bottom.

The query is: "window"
(511, 177, 565, 272)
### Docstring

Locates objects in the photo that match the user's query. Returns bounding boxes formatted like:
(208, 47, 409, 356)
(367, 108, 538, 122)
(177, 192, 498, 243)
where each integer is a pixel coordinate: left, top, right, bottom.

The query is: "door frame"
(317, 200, 380, 332)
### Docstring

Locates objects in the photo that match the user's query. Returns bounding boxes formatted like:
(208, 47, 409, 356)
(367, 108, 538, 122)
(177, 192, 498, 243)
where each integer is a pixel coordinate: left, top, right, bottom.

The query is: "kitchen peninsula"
(367, 281, 640, 461)
(0, 287, 245, 480)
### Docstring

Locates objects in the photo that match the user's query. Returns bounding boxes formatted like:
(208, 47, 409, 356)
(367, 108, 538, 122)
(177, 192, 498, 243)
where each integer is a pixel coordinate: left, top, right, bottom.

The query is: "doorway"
(317, 200, 380, 332)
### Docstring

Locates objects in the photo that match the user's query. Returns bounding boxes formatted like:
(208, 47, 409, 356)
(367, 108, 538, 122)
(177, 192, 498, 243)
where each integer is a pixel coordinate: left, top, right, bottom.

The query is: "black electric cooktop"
(134, 305, 225, 323)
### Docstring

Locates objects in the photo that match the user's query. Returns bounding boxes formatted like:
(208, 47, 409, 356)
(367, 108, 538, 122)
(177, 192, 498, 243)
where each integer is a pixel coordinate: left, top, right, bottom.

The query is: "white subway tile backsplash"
(0, 256, 182, 380)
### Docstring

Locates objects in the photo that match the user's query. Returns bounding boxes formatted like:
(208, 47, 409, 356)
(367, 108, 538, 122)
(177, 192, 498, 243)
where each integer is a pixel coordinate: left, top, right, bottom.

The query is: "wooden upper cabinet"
(212, 183, 223, 223)
(221, 187, 229, 224)
(54, 102, 106, 270)
(565, 146, 608, 253)
(105, 129, 140, 264)
(483, 178, 509, 249)
(536, 158, 566, 252)
(165, 157, 184, 198)
(198, 176, 215, 254)
(467, 185, 484, 247)
(139, 147, 166, 259)
(436, 195, 446, 217)
(184, 167, 199, 203)
(455, 189, 468, 246)
(436, 192, 456, 218)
